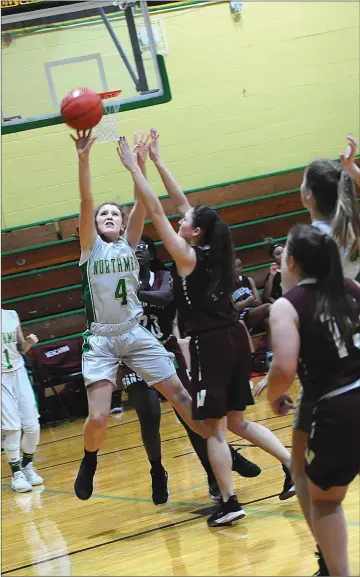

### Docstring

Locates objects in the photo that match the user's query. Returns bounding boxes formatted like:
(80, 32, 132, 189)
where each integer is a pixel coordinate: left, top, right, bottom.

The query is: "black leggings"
(126, 381, 214, 481)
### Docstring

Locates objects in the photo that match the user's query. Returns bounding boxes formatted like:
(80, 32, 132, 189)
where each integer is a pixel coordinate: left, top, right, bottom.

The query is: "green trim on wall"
(2, 237, 77, 257)
(2, 153, 358, 233)
(32, 332, 83, 347)
(3, 256, 271, 304)
(236, 235, 287, 252)
(2, 201, 302, 260)
(2, 187, 300, 233)
(21, 308, 84, 326)
(2, 283, 82, 305)
(1, 56, 171, 135)
(2, 260, 79, 280)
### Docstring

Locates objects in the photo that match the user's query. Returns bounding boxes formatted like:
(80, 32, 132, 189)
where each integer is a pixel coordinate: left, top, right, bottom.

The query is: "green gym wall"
(2, 1, 359, 228)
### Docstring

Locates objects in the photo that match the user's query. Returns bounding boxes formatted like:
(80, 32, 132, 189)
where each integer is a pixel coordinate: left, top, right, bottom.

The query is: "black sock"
(10, 460, 21, 475)
(83, 448, 98, 468)
(150, 457, 163, 471)
(22, 452, 34, 468)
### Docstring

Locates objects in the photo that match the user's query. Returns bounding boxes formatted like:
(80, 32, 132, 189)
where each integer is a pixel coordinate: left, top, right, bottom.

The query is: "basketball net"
(93, 90, 122, 144)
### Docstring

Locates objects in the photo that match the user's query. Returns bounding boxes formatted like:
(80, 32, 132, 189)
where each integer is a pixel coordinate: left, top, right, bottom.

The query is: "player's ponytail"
(192, 206, 235, 298)
(304, 159, 360, 261)
(287, 224, 357, 342)
(332, 170, 360, 262)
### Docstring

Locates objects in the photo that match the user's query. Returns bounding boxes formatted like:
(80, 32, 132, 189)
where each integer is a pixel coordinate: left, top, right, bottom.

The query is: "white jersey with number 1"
(80, 235, 143, 327)
(1, 309, 24, 373)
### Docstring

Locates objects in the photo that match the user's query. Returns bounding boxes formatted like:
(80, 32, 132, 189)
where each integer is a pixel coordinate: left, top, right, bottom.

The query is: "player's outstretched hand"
(117, 136, 138, 171)
(148, 128, 160, 163)
(133, 132, 150, 168)
(70, 129, 96, 157)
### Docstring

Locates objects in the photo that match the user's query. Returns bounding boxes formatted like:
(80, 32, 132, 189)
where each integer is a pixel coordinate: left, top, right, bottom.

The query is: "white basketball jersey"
(312, 220, 360, 280)
(1, 309, 24, 373)
(80, 235, 143, 327)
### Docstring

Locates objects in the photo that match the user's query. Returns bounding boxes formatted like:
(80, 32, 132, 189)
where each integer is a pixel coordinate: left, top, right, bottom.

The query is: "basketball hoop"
(93, 90, 122, 144)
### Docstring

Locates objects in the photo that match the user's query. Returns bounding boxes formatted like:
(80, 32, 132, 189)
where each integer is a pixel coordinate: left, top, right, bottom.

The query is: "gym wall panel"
(2, 1, 359, 228)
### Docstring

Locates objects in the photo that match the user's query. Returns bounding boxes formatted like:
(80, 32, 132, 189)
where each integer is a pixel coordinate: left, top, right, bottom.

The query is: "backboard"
(1, 0, 171, 134)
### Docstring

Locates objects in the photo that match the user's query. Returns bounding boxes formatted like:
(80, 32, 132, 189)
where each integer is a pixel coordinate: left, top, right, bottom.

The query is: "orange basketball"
(60, 87, 103, 130)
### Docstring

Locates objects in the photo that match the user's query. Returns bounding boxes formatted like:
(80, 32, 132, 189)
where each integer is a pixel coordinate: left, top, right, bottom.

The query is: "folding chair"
(31, 337, 85, 426)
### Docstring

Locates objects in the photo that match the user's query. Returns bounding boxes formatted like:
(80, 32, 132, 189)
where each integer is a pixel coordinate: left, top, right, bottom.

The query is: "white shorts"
(1, 365, 40, 431)
(82, 323, 176, 388)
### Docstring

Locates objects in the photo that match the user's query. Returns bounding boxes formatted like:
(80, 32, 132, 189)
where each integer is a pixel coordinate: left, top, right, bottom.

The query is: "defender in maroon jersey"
(266, 224, 360, 576)
(121, 237, 261, 505)
(118, 130, 295, 527)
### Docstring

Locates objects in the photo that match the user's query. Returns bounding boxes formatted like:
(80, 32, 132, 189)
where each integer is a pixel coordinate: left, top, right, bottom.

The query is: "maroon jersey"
(138, 270, 176, 343)
(232, 275, 253, 303)
(232, 275, 254, 321)
(284, 279, 360, 401)
(172, 246, 238, 335)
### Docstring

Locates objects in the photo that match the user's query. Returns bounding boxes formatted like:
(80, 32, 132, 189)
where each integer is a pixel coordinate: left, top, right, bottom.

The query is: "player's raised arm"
(124, 133, 149, 250)
(340, 133, 360, 188)
(148, 129, 191, 217)
(71, 129, 97, 252)
(118, 137, 196, 275)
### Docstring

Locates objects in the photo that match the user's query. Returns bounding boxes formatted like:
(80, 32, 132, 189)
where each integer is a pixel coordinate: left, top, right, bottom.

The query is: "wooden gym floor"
(2, 379, 359, 576)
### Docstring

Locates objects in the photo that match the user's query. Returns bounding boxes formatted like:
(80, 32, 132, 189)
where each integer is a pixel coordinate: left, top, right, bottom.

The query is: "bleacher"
(2, 158, 360, 348)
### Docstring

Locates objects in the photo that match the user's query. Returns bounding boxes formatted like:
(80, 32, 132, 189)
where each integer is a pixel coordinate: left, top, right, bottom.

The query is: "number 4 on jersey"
(115, 279, 128, 305)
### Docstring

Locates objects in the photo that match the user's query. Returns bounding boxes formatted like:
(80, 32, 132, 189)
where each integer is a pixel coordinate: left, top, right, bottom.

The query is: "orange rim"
(98, 90, 122, 100)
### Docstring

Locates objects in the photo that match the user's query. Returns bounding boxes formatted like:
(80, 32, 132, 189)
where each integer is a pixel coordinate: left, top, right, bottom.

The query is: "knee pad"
(3, 430, 21, 462)
(21, 423, 40, 454)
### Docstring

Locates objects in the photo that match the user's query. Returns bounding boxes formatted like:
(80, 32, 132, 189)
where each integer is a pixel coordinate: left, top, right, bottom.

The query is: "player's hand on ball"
(133, 132, 150, 168)
(117, 137, 138, 170)
(270, 394, 294, 416)
(26, 334, 39, 346)
(148, 128, 160, 163)
(70, 129, 96, 156)
(253, 376, 268, 398)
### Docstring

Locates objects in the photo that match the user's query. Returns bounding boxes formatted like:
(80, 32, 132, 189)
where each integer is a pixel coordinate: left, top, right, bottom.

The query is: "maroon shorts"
(305, 386, 360, 490)
(189, 322, 254, 420)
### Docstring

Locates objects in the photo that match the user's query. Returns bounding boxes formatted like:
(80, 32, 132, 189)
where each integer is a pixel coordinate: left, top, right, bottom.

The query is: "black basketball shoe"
(230, 445, 261, 478)
(279, 464, 296, 500)
(151, 466, 169, 506)
(313, 547, 330, 576)
(74, 456, 97, 500)
(207, 495, 246, 527)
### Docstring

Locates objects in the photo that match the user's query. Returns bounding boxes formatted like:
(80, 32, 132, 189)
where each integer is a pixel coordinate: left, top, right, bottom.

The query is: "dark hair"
(140, 235, 167, 272)
(94, 201, 125, 242)
(192, 205, 235, 297)
(264, 237, 284, 259)
(305, 160, 360, 261)
(286, 224, 358, 342)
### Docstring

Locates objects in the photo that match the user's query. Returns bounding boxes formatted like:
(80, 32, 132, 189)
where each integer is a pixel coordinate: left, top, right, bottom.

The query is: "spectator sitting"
(263, 239, 284, 303)
(232, 258, 270, 334)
